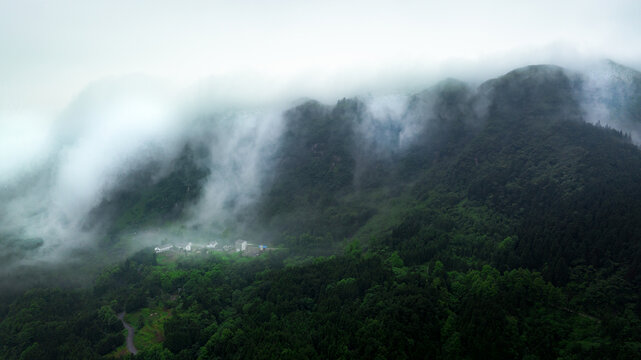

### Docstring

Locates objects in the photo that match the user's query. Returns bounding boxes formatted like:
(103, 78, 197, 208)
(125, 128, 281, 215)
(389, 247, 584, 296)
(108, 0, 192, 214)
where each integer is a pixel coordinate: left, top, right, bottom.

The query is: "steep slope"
(3, 63, 641, 359)
(582, 60, 641, 141)
(444, 65, 641, 284)
(260, 99, 370, 244)
(84, 144, 210, 242)
(257, 64, 641, 290)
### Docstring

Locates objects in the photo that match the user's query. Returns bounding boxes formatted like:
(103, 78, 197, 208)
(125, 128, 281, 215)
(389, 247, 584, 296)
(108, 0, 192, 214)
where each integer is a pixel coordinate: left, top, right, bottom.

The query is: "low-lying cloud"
(1, 57, 641, 282)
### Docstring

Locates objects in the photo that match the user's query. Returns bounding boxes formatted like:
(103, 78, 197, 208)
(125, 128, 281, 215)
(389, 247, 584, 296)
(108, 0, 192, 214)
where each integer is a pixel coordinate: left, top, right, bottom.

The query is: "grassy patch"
(124, 306, 173, 352)
(156, 252, 179, 267)
(350, 191, 415, 243)
(107, 341, 129, 358)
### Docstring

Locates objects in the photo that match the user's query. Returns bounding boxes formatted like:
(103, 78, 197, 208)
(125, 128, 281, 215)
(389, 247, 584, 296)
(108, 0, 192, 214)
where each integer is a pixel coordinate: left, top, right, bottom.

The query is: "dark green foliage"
(260, 99, 367, 241)
(3, 63, 641, 358)
(1, 241, 640, 359)
(86, 144, 210, 239)
(434, 66, 641, 288)
(0, 289, 119, 359)
(265, 100, 357, 208)
(399, 78, 477, 176)
(163, 315, 204, 354)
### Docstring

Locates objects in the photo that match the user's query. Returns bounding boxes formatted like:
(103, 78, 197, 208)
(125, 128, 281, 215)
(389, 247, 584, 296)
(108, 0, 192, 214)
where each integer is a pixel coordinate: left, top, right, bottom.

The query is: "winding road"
(117, 312, 138, 355)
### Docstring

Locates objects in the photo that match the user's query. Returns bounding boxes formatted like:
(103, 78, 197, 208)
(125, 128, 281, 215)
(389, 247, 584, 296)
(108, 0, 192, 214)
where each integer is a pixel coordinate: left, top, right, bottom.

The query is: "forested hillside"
(2, 63, 641, 359)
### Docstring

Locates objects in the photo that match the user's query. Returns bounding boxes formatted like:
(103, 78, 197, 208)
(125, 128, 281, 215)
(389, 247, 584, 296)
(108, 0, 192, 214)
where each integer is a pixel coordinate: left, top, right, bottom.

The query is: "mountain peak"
(479, 64, 582, 122)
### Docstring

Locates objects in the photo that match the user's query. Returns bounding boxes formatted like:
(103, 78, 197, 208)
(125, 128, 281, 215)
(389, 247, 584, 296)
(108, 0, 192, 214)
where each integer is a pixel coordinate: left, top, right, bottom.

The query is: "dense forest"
(2, 63, 641, 359)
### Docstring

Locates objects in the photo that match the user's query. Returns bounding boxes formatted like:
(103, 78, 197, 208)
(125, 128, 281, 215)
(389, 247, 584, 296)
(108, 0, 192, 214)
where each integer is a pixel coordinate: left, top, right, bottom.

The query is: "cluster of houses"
(154, 239, 270, 257)
(233, 240, 271, 256)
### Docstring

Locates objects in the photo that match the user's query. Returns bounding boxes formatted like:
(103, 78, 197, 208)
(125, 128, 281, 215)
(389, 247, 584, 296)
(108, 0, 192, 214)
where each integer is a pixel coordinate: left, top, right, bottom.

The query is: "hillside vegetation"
(2, 63, 641, 359)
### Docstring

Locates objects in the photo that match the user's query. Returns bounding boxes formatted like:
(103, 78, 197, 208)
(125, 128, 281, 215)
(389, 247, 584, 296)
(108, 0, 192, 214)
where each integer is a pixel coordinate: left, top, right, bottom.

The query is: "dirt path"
(117, 312, 138, 355)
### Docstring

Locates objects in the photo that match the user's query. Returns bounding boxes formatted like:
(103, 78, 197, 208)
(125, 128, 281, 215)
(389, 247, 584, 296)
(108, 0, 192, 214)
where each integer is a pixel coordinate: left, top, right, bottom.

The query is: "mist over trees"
(2, 61, 641, 358)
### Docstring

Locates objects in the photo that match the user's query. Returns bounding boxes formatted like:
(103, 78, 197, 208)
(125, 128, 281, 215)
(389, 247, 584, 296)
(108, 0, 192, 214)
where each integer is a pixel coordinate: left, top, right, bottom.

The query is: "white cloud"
(1, 0, 640, 113)
(0, 111, 53, 185)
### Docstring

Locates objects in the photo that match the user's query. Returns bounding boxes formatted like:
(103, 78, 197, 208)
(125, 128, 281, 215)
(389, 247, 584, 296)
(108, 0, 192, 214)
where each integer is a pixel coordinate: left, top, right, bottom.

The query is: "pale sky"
(1, 0, 641, 112)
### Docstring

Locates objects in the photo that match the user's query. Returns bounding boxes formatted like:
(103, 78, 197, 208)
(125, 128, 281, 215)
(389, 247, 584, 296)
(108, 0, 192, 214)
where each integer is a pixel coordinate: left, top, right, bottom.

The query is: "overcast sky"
(1, 0, 641, 113)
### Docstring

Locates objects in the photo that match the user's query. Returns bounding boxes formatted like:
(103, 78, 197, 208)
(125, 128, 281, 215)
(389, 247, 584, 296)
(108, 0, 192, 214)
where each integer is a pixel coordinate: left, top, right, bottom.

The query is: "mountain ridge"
(3, 61, 641, 359)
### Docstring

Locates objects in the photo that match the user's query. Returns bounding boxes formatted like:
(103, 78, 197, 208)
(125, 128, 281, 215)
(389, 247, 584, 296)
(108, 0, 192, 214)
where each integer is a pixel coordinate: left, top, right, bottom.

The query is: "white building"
(235, 240, 248, 252)
(206, 241, 218, 249)
(154, 245, 173, 253)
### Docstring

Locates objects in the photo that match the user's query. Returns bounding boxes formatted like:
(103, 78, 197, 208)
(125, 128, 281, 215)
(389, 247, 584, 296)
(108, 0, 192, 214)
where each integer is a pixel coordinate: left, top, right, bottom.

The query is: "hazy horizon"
(2, 0, 641, 111)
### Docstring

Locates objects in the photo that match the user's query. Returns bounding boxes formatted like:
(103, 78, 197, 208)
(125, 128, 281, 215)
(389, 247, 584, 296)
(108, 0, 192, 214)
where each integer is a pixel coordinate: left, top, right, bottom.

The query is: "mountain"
(2, 62, 641, 359)
(84, 144, 211, 242)
(258, 63, 641, 285)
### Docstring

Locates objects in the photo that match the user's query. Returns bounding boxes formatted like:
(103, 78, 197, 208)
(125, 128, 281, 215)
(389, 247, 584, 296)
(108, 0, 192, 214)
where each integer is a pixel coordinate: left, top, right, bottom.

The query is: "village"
(153, 239, 271, 257)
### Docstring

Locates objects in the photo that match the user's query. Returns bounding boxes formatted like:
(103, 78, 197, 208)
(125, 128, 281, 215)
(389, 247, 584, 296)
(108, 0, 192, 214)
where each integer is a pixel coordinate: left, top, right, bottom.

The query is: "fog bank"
(1, 58, 641, 278)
